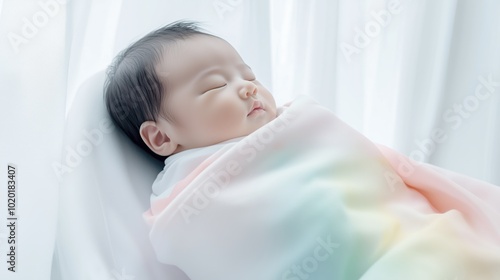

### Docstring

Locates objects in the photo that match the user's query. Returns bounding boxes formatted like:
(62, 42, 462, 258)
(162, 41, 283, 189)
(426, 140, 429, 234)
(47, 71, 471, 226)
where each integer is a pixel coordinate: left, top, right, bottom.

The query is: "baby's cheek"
(212, 99, 241, 119)
(215, 106, 241, 128)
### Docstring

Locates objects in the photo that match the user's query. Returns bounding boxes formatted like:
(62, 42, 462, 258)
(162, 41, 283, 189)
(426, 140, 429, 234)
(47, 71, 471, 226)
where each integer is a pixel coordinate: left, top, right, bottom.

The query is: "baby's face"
(154, 35, 277, 154)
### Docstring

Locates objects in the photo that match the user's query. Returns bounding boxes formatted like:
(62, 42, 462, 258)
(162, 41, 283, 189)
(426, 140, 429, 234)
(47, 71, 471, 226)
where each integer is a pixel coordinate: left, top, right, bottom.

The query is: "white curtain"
(269, 0, 500, 184)
(64, 0, 500, 183)
(1, 0, 499, 279)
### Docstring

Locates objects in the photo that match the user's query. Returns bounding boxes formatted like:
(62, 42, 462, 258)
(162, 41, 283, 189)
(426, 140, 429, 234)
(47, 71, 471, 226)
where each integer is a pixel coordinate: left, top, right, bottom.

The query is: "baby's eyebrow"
(195, 63, 253, 81)
(194, 66, 222, 81)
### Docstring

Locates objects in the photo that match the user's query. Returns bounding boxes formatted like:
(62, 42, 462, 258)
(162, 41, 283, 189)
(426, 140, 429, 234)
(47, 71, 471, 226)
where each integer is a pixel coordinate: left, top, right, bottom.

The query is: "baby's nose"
(238, 81, 257, 98)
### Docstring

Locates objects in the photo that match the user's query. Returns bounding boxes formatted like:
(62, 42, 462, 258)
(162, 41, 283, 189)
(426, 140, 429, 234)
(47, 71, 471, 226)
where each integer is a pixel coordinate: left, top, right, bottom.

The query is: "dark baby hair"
(103, 20, 209, 161)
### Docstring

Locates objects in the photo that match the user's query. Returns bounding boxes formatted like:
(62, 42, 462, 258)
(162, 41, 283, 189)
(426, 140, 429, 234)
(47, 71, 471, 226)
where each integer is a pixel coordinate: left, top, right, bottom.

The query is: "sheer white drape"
(64, 0, 500, 184)
(270, 0, 500, 184)
(1, 1, 65, 280)
(1, 0, 499, 279)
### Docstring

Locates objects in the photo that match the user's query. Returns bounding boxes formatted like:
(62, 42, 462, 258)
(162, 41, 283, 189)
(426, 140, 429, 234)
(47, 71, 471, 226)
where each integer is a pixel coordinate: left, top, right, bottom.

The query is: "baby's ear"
(139, 121, 178, 156)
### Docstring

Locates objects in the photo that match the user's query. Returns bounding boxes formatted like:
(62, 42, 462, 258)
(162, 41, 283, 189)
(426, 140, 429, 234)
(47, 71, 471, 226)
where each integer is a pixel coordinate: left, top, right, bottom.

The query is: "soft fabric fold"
(143, 96, 500, 280)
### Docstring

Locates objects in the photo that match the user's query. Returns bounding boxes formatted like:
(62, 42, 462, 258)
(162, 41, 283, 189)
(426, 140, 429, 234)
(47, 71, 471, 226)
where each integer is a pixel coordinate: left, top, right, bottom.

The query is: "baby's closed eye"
(201, 76, 227, 93)
(201, 71, 256, 94)
(203, 83, 227, 93)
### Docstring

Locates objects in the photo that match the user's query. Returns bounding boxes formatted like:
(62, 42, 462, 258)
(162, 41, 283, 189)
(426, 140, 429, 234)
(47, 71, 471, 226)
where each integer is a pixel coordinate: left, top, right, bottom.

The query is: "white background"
(0, 0, 499, 279)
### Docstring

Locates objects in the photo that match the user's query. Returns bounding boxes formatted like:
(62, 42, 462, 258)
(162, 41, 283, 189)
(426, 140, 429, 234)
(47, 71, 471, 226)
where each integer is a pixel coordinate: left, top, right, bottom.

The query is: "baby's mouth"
(248, 101, 264, 116)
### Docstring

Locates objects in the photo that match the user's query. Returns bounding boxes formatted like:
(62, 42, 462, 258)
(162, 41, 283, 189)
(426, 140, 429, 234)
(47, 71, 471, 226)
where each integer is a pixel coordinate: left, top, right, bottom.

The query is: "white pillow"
(51, 71, 190, 280)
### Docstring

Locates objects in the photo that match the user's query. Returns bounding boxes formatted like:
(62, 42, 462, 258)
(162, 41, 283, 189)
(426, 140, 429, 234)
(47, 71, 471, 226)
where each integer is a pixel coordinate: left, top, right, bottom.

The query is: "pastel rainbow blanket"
(143, 96, 500, 280)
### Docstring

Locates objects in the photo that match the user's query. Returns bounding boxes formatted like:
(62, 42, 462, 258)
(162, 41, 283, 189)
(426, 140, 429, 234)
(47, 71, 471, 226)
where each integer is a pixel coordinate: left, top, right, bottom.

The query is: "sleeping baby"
(104, 21, 500, 280)
(104, 20, 277, 163)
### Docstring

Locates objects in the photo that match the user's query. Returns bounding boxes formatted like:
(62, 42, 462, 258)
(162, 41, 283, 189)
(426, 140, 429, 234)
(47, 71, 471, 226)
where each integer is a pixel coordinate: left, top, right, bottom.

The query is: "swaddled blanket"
(143, 96, 500, 280)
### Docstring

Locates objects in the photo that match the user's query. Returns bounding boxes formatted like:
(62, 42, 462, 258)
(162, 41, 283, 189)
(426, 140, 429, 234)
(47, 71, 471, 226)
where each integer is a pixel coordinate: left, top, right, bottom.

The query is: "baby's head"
(105, 21, 277, 161)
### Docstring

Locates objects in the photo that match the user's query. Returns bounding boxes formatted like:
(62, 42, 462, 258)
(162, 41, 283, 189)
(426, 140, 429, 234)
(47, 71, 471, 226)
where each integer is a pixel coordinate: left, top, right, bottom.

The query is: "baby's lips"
(248, 100, 264, 116)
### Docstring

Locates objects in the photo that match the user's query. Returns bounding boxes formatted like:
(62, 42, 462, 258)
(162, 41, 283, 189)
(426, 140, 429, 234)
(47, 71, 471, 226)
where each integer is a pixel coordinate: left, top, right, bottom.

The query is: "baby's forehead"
(156, 35, 246, 79)
(165, 35, 240, 59)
